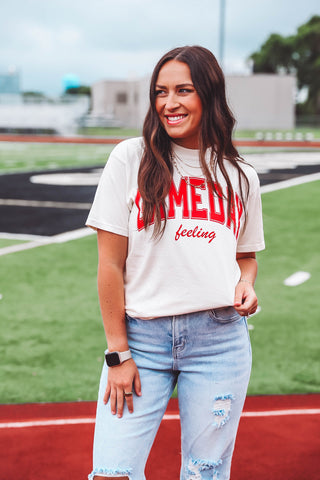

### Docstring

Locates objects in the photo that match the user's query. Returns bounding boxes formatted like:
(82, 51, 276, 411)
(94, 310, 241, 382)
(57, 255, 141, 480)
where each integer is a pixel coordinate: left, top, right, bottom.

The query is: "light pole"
(219, 0, 226, 68)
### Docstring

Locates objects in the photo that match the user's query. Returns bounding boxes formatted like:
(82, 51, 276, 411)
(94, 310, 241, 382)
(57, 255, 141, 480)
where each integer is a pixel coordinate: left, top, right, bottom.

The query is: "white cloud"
(0, 0, 319, 95)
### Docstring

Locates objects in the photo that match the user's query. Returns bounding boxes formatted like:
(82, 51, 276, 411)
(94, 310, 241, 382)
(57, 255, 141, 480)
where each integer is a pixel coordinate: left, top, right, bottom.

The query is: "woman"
(87, 45, 265, 480)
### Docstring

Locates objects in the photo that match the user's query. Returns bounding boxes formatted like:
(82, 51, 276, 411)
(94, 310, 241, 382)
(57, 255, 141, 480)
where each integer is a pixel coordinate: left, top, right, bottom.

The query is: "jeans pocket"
(125, 313, 138, 323)
(209, 306, 242, 324)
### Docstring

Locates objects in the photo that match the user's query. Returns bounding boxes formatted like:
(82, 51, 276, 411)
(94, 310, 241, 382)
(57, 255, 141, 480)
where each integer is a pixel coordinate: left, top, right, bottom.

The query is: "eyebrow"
(155, 82, 194, 89)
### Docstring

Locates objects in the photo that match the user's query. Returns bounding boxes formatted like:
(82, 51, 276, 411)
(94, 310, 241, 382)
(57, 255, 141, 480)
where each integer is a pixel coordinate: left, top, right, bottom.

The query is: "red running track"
(1, 133, 320, 149)
(1, 394, 319, 480)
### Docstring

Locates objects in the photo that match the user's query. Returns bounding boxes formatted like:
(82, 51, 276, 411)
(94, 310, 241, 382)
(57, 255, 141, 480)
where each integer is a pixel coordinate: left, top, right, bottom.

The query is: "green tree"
(249, 15, 320, 114)
(250, 33, 294, 74)
(66, 85, 91, 96)
(22, 91, 48, 100)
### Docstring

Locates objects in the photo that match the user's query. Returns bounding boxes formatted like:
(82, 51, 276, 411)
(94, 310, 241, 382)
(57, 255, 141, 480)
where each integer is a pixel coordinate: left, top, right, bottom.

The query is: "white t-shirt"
(86, 137, 265, 319)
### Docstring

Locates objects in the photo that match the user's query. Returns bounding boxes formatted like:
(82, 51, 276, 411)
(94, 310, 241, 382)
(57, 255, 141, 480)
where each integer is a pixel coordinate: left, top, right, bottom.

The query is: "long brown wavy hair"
(138, 45, 249, 237)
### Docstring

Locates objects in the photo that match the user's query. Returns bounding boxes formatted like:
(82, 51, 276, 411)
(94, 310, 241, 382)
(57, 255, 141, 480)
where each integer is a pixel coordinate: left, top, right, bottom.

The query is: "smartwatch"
(104, 349, 132, 367)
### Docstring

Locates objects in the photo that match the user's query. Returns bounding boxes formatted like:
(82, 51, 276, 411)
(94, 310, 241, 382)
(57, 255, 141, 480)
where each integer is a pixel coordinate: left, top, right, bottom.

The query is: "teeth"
(167, 115, 185, 121)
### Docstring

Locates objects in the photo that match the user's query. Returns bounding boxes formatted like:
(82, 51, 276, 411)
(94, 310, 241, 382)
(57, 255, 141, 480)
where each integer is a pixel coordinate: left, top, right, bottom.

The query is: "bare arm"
(234, 252, 258, 316)
(97, 229, 141, 417)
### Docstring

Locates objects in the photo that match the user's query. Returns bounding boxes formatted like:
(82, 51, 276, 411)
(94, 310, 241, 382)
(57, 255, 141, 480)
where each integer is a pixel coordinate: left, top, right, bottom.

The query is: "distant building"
(90, 74, 296, 130)
(0, 68, 20, 95)
(0, 67, 92, 135)
(0, 95, 90, 135)
(89, 78, 149, 129)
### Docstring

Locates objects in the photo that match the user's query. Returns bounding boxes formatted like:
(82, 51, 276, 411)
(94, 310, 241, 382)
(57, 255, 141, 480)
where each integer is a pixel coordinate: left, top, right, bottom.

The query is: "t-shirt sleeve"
(236, 168, 265, 253)
(86, 144, 131, 237)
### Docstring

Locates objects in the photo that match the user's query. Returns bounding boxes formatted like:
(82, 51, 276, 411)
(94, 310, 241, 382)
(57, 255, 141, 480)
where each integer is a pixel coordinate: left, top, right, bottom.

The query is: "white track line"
(1, 409, 319, 429)
(260, 172, 320, 194)
(0, 240, 52, 256)
(0, 418, 95, 429)
(0, 232, 51, 242)
(52, 227, 95, 243)
(0, 199, 91, 209)
(241, 408, 320, 417)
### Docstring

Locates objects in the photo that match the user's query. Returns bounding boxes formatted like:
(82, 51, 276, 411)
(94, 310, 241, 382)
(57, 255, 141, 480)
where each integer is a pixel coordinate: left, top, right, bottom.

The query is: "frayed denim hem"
(88, 467, 132, 479)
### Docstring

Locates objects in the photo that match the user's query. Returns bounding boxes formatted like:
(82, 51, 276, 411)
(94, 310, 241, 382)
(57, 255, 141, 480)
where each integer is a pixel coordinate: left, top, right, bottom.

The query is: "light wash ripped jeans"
(88, 307, 252, 480)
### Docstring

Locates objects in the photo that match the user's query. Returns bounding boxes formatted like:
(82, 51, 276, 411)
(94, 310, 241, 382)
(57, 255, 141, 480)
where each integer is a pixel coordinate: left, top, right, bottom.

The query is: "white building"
(90, 74, 296, 131)
(0, 95, 90, 135)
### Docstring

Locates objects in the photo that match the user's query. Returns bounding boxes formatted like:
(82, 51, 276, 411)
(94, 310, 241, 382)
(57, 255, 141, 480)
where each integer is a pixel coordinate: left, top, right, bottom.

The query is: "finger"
(124, 392, 134, 414)
(103, 385, 111, 405)
(117, 388, 124, 418)
(110, 389, 117, 415)
(134, 371, 142, 397)
(234, 304, 245, 314)
(246, 299, 258, 314)
(248, 305, 258, 316)
(233, 294, 243, 307)
(234, 304, 249, 317)
(240, 295, 256, 310)
(240, 300, 257, 316)
(234, 283, 246, 306)
(123, 382, 134, 413)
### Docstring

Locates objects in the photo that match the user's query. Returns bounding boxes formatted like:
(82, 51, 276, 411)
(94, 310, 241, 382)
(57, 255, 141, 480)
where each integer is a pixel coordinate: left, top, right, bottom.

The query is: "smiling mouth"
(165, 114, 187, 125)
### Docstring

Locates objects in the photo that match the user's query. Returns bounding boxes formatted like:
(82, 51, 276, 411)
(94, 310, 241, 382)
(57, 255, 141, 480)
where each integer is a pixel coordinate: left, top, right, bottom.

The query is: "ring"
(124, 391, 133, 397)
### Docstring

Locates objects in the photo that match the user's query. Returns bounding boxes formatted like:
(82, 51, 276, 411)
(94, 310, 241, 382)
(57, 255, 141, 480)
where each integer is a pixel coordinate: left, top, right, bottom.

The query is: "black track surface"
(0, 164, 319, 237)
(0, 166, 99, 236)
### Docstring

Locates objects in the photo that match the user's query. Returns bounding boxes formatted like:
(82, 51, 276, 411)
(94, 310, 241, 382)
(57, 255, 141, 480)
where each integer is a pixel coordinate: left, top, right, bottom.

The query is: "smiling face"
(155, 60, 203, 149)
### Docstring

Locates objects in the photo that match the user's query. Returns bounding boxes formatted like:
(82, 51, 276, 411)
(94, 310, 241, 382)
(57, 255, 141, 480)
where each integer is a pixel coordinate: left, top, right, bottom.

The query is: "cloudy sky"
(1, 0, 319, 96)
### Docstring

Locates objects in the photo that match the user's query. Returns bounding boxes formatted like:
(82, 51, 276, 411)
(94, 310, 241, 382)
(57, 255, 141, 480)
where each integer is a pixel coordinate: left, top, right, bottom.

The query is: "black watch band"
(104, 349, 132, 367)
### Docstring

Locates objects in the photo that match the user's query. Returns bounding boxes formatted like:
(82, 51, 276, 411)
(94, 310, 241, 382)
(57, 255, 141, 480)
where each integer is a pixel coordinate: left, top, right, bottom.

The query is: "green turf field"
(0, 180, 319, 403)
(0, 140, 318, 176)
(76, 126, 320, 140)
(250, 180, 320, 395)
(0, 142, 114, 174)
(78, 127, 141, 137)
(234, 127, 320, 139)
(0, 239, 27, 248)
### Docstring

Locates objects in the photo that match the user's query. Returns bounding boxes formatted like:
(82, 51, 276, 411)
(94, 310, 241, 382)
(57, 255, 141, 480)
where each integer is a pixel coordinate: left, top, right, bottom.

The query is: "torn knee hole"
(212, 394, 234, 428)
(187, 457, 222, 480)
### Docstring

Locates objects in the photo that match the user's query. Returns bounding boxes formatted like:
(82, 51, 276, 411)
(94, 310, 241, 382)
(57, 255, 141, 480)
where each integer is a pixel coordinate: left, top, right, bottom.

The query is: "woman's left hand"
(234, 280, 258, 317)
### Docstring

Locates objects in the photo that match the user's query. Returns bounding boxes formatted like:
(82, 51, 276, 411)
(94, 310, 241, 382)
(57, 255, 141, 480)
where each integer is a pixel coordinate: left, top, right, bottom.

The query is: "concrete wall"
(226, 74, 296, 130)
(91, 74, 296, 131)
(91, 80, 141, 128)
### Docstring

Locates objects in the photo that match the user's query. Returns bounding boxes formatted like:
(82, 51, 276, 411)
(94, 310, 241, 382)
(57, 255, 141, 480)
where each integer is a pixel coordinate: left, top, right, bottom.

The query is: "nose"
(165, 92, 180, 110)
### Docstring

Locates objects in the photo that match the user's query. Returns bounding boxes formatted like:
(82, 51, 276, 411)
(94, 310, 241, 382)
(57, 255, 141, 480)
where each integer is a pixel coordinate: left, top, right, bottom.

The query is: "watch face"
(105, 352, 121, 367)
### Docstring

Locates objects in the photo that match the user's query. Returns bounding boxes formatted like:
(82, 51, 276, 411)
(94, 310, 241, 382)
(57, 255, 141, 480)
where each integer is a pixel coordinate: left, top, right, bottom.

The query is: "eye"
(155, 89, 166, 96)
(179, 88, 194, 94)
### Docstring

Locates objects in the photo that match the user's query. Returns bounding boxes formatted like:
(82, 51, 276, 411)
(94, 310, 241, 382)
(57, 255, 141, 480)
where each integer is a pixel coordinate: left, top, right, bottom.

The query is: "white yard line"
(0, 228, 94, 256)
(284, 271, 311, 286)
(1, 408, 319, 429)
